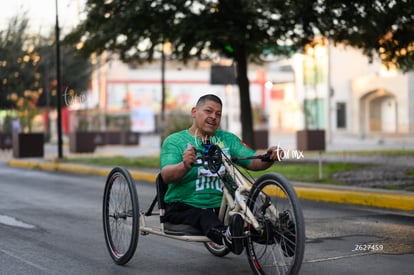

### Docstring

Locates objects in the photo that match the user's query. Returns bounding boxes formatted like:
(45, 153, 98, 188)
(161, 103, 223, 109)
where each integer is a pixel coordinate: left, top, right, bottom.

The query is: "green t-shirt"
(160, 129, 256, 208)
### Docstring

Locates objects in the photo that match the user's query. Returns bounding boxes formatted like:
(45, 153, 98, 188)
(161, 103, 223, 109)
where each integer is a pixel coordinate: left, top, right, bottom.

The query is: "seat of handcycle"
(156, 174, 204, 236)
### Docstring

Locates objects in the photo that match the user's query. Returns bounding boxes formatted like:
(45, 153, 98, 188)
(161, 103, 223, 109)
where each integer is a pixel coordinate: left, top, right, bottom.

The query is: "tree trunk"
(234, 46, 255, 148)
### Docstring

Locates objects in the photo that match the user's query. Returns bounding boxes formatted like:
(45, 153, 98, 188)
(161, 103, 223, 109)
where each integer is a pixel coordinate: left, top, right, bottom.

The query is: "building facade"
(79, 44, 413, 141)
(329, 44, 414, 137)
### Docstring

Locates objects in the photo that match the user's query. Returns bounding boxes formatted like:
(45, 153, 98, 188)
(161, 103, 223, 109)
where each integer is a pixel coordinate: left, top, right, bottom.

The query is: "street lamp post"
(55, 0, 63, 159)
(160, 41, 171, 144)
(161, 43, 166, 123)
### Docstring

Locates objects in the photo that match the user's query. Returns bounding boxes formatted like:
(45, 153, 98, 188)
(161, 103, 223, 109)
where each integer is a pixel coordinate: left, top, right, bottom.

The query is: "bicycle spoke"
(246, 173, 305, 275)
(103, 167, 139, 265)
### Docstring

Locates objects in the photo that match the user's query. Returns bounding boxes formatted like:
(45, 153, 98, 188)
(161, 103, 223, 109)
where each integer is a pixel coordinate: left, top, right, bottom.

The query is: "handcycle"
(102, 142, 305, 275)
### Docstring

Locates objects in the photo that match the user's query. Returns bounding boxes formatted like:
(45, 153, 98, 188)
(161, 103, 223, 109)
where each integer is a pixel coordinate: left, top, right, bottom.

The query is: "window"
(336, 102, 346, 128)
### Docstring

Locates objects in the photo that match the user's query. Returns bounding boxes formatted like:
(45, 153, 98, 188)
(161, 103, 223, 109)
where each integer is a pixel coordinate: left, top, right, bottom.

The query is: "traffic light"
(224, 44, 234, 53)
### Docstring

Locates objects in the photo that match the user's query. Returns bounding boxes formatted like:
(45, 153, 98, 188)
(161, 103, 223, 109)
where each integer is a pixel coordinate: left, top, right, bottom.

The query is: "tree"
(64, 0, 414, 147)
(285, 0, 414, 72)
(0, 14, 93, 111)
(64, 0, 295, 147)
(0, 14, 39, 109)
(35, 35, 93, 108)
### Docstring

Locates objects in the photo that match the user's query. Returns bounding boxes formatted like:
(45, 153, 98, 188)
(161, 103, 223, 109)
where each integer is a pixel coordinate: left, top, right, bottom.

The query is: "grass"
(383, 185, 401, 191)
(247, 162, 365, 185)
(68, 156, 160, 168)
(65, 149, 414, 191)
(305, 149, 414, 157)
(66, 155, 366, 185)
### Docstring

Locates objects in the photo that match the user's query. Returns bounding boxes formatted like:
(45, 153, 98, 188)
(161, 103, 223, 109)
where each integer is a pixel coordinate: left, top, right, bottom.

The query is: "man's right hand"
(161, 144, 197, 183)
(182, 143, 196, 170)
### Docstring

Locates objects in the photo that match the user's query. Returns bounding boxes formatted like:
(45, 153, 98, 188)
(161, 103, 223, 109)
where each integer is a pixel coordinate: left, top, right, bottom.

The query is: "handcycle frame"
(140, 144, 265, 242)
(103, 143, 305, 275)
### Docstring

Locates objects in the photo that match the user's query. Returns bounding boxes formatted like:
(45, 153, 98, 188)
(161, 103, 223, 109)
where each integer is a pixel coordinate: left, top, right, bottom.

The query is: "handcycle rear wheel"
(246, 173, 305, 275)
(103, 167, 140, 265)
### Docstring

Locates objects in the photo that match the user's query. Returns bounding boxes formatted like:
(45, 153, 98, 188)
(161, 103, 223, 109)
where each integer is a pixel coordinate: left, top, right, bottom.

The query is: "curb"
(7, 159, 414, 212)
(294, 186, 414, 211)
(7, 159, 157, 183)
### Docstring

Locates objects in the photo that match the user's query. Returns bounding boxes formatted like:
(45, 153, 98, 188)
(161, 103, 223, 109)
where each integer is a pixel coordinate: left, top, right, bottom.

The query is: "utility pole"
(55, 0, 63, 159)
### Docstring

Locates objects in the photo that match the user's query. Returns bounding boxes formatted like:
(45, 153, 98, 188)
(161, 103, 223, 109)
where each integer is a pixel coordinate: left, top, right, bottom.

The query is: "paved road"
(5, 131, 414, 211)
(0, 163, 413, 275)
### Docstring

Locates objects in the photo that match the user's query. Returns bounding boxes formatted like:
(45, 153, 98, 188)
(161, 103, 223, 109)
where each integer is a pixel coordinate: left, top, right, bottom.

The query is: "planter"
(93, 131, 106, 146)
(296, 129, 325, 151)
(105, 131, 122, 145)
(0, 132, 12, 150)
(69, 132, 96, 153)
(12, 133, 44, 158)
(121, 131, 140, 145)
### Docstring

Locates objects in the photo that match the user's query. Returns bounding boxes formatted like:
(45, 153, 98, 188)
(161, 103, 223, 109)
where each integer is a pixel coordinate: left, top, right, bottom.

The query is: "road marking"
(0, 214, 35, 229)
(0, 247, 49, 272)
(305, 252, 371, 263)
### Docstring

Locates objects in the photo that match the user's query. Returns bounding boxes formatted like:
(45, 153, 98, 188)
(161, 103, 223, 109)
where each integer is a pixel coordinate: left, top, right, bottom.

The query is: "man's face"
(192, 100, 222, 136)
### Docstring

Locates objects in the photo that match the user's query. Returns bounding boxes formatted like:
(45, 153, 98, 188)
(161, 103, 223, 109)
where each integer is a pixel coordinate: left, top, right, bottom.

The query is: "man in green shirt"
(160, 94, 283, 255)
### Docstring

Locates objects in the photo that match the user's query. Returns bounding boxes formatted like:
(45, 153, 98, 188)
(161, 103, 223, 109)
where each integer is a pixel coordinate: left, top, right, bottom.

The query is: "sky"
(0, 0, 86, 35)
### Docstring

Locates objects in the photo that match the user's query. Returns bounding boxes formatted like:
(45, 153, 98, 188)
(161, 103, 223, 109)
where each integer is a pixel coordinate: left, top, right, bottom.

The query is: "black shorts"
(165, 202, 223, 235)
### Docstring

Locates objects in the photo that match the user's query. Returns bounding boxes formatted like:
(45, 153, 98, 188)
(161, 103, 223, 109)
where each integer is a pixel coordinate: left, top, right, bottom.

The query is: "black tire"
(204, 242, 231, 257)
(246, 173, 305, 275)
(103, 167, 140, 265)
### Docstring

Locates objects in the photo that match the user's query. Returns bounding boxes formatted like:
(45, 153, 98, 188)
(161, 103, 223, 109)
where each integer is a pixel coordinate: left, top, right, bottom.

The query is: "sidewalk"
(3, 133, 414, 212)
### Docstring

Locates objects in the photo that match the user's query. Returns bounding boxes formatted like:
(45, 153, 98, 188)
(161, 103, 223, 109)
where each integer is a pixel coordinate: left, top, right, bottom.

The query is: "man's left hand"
(266, 146, 284, 162)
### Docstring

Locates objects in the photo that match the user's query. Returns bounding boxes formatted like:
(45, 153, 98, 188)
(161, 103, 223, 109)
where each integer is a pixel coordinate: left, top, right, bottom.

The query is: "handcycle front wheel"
(204, 242, 230, 257)
(246, 173, 305, 275)
(103, 167, 140, 265)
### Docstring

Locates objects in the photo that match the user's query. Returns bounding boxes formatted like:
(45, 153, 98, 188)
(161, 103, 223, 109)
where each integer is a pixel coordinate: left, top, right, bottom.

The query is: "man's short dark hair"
(196, 94, 222, 107)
